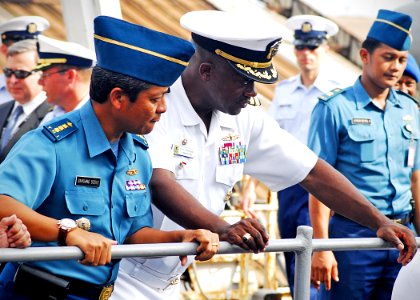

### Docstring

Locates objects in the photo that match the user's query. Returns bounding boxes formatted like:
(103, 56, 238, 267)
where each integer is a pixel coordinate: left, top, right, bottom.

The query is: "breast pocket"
(215, 164, 244, 188)
(125, 192, 149, 218)
(274, 103, 298, 121)
(65, 189, 106, 216)
(348, 126, 376, 162)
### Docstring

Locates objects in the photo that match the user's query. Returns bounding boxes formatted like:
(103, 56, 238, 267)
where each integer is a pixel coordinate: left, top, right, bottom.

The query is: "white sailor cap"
(180, 10, 282, 84)
(286, 15, 338, 46)
(35, 35, 96, 71)
(0, 16, 49, 43)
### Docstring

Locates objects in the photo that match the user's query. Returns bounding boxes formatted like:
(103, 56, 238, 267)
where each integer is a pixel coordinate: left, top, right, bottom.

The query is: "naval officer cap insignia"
(0, 16, 49, 44)
(404, 53, 420, 83)
(180, 10, 282, 84)
(35, 35, 96, 71)
(367, 9, 412, 51)
(286, 15, 338, 47)
(94, 16, 195, 87)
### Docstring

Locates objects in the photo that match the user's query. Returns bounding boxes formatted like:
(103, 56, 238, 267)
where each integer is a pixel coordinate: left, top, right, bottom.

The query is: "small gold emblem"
(301, 22, 313, 33)
(126, 169, 138, 176)
(222, 133, 240, 141)
(27, 23, 38, 34)
(266, 39, 282, 60)
(181, 139, 188, 145)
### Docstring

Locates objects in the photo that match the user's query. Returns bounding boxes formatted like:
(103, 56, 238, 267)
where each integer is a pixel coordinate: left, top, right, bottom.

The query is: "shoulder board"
(42, 118, 78, 142)
(132, 134, 149, 149)
(395, 89, 419, 105)
(318, 88, 344, 102)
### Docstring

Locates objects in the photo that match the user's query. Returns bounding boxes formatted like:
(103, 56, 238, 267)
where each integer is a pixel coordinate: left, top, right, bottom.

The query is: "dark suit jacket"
(0, 98, 52, 163)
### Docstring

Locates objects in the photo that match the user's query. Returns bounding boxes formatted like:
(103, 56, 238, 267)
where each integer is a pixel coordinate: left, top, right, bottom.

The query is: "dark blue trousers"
(278, 184, 319, 299)
(319, 214, 406, 300)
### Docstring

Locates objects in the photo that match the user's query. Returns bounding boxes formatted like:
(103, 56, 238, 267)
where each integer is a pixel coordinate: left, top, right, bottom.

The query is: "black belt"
(69, 278, 114, 300)
(13, 263, 114, 300)
(386, 213, 413, 226)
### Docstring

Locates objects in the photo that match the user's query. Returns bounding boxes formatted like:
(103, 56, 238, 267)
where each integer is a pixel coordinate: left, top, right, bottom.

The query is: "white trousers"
(391, 252, 420, 300)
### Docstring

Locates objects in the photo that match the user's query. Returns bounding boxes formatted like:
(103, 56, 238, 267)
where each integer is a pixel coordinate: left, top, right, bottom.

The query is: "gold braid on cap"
(94, 34, 189, 66)
(215, 49, 271, 68)
(375, 18, 412, 41)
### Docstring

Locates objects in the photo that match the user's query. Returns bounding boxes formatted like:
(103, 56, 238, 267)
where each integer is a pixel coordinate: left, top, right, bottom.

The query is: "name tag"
(173, 144, 194, 158)
(351, 118, 371, 125)
(75, 176, 101, 188)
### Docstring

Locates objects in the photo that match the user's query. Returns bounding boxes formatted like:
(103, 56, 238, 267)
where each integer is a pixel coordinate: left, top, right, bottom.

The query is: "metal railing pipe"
(293, 226, 313, 300)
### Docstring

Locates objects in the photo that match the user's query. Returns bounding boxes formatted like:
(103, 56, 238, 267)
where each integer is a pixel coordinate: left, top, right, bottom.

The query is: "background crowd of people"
(0, 5, 418, 300)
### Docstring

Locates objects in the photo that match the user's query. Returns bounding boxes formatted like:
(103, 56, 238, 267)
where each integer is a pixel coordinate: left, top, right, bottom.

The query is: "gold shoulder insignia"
(133, 134, 149, 149)
(42, 118, 78, 142)
(319, 88, 343, 102)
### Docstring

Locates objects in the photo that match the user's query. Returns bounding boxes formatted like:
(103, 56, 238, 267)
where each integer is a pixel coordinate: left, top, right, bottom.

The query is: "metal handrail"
(1, 226, 419, 300)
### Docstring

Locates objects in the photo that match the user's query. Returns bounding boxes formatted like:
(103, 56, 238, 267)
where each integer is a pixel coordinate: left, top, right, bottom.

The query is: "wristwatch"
(57, 218, 77, 246)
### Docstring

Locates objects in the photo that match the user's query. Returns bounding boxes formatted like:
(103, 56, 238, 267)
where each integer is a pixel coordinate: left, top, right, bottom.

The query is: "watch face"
(60, 218, 77, 229)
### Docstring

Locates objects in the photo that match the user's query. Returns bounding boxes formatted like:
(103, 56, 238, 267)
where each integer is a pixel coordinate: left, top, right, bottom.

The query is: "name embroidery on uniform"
(219, 142, 247, 165)
(351, 118, 371, 125)
(75, 176, 101, 188)
(125, 180, 146, 191)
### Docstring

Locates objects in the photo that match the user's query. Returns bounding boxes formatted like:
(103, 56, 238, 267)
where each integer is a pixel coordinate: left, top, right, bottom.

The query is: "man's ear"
(359, 48, 370, 65)
(199, 62, 212, 81)
(109, 87, 126, 109)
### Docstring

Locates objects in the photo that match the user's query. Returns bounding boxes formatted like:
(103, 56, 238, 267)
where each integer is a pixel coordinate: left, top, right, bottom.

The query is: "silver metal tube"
(293, 226, 313, 300)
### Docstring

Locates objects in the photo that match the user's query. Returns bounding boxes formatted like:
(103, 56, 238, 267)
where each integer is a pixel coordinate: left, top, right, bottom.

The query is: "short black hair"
(89, 66, 153, 103)
(361, 38, 382, 54)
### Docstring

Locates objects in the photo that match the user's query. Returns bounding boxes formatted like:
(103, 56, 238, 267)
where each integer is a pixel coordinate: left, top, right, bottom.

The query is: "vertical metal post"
(294, 226, 313, 300)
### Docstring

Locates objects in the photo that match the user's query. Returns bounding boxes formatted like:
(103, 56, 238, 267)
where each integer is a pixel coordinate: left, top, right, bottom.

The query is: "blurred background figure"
(0, 16, 49, 105)
(394, 53, 419, 99)
(267, 14, 340, 300)
(0, 39, 50, 163)
(36, 35, 95, 125)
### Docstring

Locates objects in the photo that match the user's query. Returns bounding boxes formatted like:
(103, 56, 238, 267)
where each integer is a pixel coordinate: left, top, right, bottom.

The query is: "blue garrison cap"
(94, 16, 195, 87)
(367, 9, 412, 51)
(0, 16, 49, 43)
(404, 53, 420, 82)
(36, 35, 95, 71)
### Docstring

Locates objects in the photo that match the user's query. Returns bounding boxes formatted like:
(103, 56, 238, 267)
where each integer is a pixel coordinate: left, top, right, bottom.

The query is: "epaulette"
(132, 134, 149, 149)
(42, 118, 78, 142)
(395, 89, 419, 105)
(318, 88, 344, 102)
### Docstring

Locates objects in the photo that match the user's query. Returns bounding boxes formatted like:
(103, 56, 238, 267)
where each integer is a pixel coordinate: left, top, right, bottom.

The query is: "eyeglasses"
(40, 69, 66, 79)
(295, 45, 319, 51)
(3, 68, 37, 79)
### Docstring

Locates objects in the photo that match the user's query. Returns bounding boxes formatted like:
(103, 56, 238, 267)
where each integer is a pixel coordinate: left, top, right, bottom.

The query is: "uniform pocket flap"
(65, 189, 106, 216)
(126, 193, 149, 217)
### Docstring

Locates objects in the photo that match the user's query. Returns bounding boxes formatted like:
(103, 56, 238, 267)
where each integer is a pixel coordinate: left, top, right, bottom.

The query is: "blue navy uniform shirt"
(308, 78, 420, 216)
(0, 100, 153, 285)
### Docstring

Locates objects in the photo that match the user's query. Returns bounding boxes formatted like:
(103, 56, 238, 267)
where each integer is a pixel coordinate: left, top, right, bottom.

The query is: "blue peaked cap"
(405, 53, 420, 82)
(367, 9, 412, 51)
(94, 16, 195, 87)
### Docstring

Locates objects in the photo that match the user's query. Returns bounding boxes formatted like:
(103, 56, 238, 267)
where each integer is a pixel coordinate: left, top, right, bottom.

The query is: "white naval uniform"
(267, 72, 342, 145)
(391, 250, 420, 300)
(111, 78, 318, 300)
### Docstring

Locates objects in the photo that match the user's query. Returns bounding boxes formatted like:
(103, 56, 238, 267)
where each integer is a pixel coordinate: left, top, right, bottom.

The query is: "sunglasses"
(3, 68, 37, 79)
(295, 45, 319, 51)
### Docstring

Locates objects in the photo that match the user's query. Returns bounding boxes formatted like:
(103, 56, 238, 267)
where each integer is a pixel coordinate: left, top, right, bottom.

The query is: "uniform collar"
(79, 100, 113, 158)
(353, 77, 402, 110)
